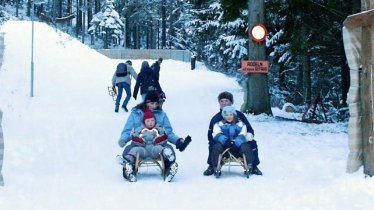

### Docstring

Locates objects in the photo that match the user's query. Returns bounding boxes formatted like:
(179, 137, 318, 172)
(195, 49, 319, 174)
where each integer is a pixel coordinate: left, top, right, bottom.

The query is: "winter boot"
(244, 163, 253, 178)
(165, 162, 178, 182)
(123, 160, 136, 182)
(203, 166, 214, 176)
(115, 105, 119, 113)
(214, 168, 221, 178)
(251, 166, 263, 176)
(121, 105, 128, 112)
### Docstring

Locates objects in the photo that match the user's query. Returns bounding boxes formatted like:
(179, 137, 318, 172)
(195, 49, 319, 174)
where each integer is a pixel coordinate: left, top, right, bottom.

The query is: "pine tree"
(88, 0, 124, 48)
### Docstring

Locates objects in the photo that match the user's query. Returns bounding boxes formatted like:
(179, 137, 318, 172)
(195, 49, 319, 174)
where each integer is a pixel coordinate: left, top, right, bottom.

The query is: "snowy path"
(0, 21, 373, 210)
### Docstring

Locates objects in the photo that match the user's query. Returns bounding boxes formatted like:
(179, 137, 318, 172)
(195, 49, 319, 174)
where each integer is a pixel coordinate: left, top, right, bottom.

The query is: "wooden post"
(344, 3, 374, 176)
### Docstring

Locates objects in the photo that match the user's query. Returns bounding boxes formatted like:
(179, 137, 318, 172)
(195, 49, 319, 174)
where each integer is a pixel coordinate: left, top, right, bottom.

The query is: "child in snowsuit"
(211, 106, 255, 178)
(122, 111, 177, 182)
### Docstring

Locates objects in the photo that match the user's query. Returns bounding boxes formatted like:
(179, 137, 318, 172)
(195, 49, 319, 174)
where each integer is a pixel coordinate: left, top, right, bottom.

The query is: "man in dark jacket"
(203, 91, 262, 176)
(151, 58, 163, 81)
(133, 61, 163, 101)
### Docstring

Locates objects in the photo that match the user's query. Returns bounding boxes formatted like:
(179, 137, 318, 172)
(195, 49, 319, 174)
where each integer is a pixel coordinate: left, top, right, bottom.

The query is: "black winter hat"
(144, 91, 160, 103)
(218, 91, 233, 103)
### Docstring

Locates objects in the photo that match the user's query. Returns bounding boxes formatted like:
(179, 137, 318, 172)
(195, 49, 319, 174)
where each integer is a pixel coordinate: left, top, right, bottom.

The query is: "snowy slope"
(0, 21, 373, 210)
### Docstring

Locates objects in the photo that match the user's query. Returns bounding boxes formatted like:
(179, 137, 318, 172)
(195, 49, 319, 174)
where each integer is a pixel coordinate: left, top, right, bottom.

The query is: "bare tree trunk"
(242, 0, 272, 115)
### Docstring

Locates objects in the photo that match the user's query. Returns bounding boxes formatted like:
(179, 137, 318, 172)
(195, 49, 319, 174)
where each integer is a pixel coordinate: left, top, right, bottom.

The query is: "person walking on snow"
(133, 61, 164, 101)
(151, 57, 163, 81)
(112, 60, 137, 112)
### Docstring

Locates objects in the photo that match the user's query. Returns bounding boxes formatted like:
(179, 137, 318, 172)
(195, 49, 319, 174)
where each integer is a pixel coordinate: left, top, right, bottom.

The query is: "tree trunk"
(340, 39, 350, 107)
(169, 0, 174, 49)
(95, 0, 101, 13)
(68, 0, 72, 26)
(58, 0, 63, 17)
(302, 53, 311, 104)
(161, 0, 166, 49)
(279, 63, 286, 89)
(361, 0, 374, 176)
(27, 0, 31, 17)
(295, 64, 304, 105)
(87, 0, 93, 26)
(242, 0, 272, 115)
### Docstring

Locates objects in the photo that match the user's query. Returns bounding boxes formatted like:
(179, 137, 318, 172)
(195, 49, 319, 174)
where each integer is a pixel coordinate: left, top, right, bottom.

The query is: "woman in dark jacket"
(133, 61, 163, 101)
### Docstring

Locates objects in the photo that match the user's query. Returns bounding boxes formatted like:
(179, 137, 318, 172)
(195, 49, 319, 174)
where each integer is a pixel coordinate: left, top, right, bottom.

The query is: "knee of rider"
(162, 147, 175, 162)
(246, 133, 254, 141)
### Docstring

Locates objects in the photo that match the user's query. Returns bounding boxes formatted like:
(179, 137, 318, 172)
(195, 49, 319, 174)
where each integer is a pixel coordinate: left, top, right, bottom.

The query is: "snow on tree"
(88, 0, 125, 48)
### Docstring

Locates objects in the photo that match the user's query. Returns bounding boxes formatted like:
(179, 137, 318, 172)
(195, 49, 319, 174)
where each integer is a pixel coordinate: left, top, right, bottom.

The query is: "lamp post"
(30, 1, 46, 97)
(30, 2, 35, 97)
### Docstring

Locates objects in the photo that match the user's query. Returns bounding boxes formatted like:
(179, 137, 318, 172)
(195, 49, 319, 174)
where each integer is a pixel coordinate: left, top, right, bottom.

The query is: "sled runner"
(217, 147, 251, 178)
(107, 86, 117, 101)
(134, 153, 167, 180)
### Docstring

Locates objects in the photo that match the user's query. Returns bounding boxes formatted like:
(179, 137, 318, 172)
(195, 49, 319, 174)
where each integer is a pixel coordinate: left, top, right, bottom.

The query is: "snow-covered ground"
(0, 21, 373, 210)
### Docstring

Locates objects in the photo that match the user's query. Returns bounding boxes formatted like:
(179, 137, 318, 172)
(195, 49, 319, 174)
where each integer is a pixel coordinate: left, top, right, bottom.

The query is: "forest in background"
(0, 0, 361, 122)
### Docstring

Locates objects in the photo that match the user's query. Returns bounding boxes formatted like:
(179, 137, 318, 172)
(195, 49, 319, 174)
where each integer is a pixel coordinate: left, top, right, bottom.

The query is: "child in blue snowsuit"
(211, 106, 255, 177)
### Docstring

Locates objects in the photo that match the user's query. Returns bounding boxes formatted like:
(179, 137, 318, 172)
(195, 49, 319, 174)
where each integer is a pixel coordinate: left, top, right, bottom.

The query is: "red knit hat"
(142, 111, 155, 124)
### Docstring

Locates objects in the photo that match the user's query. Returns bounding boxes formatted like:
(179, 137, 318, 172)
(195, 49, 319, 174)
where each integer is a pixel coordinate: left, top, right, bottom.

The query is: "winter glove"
(159, 92, 166, 99)
(248, 140, 258, 151)
(224, 139, 234, 148)
(132, 136, 145, 146)
(234, 135, 246, 148)
(176, 135, 192, 152)
(153, 134, 168, 145)
(118, 139, 127, 148)
(216, 135, 228, 146)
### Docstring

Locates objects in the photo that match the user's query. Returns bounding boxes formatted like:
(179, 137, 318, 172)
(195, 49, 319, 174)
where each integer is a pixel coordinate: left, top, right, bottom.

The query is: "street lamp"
(30, 1, 46, 97)
(30, 3, 35, 97)
(250, 23, 267, 43)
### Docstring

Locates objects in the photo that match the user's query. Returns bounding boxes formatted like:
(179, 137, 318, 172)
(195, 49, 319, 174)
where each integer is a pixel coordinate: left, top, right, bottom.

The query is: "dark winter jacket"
(151, 61, 161, 81)
(208, 109, 254, 143)
(133, 65, 163, 99)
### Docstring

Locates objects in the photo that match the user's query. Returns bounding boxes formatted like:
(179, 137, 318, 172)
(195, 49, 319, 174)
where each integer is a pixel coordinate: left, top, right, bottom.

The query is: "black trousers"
(210, 142, 255, 168)
(207, 140, 260, 167)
